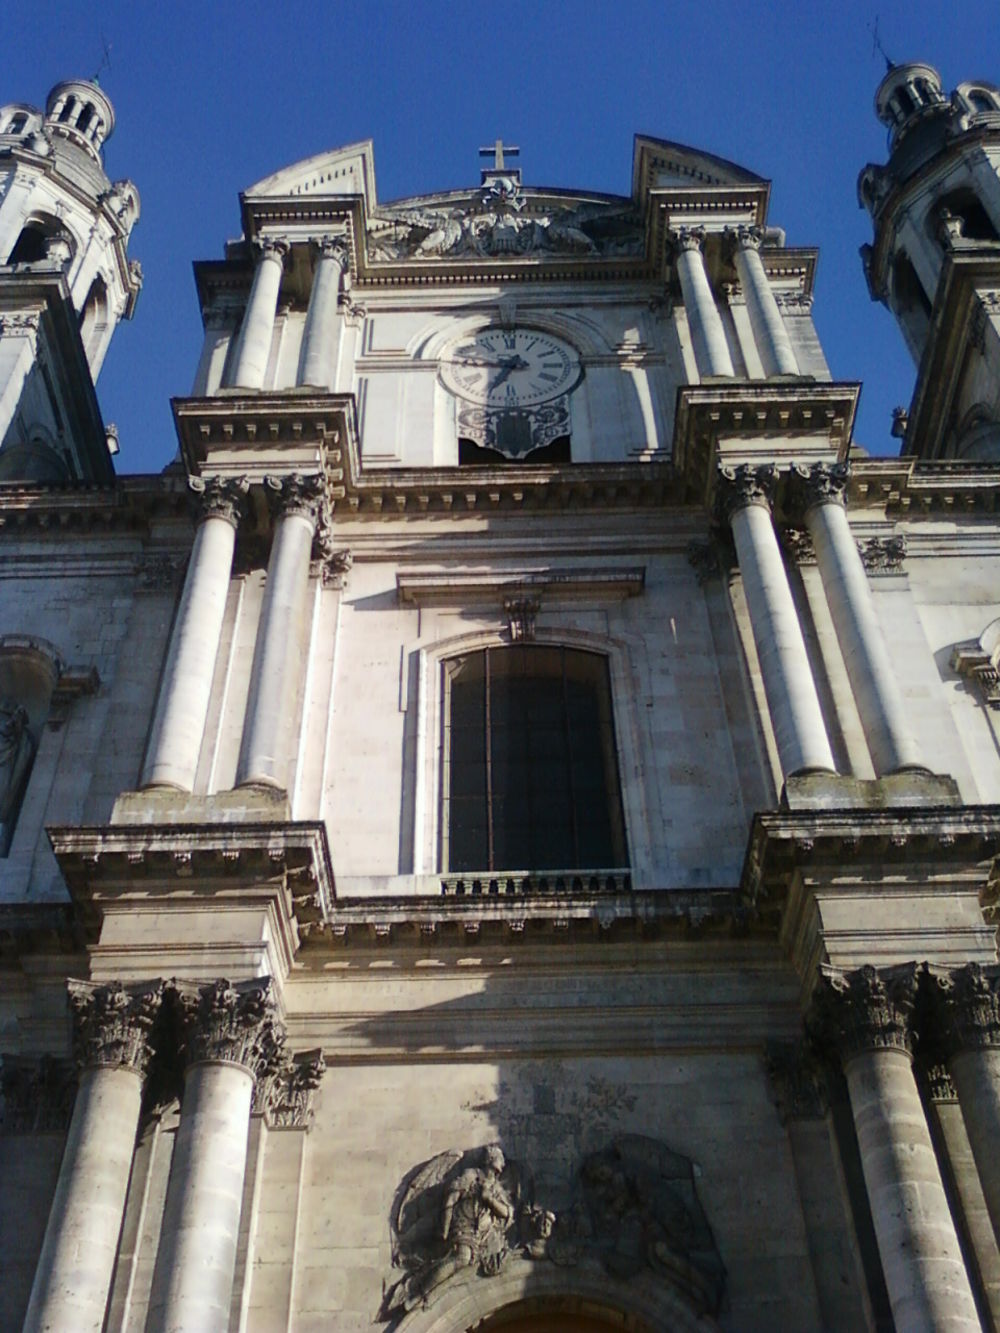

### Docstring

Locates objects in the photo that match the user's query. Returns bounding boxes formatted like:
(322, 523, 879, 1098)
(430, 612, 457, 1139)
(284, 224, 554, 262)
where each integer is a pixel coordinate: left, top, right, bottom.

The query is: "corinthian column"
(227, 237, 290, 390)
(24, 981, 163, 1333)
(146, 979, 284, 1333)
(794, 462, 923, 775)
(719, 464, 835, 778)
(728, 225, 799, 377)
(812, 965, 980, 1333)
(236, 474, 324, 790)
(671, 228, 735, 377)
(297, 236, 348, 388)
(935, 963, 1000, 1248)
(141, 476, 248, 791)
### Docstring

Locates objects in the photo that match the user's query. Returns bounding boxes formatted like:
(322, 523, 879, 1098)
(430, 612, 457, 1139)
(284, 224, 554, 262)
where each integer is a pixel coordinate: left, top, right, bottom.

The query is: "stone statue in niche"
(0, 698, 35, 855)
(382, 1143, 550, 1315)
(380, 1135, 724, 1322)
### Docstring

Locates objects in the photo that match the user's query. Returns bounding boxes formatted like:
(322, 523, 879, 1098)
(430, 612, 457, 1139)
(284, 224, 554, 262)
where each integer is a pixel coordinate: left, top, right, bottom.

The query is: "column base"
(782, 769, 961, 811)
(111, 786, 290, 825)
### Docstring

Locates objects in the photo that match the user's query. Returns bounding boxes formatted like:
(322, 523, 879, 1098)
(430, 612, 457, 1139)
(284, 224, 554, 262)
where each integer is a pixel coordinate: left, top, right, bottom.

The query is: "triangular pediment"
(632, 134, 764, 204)
(245, 140, 377, 203)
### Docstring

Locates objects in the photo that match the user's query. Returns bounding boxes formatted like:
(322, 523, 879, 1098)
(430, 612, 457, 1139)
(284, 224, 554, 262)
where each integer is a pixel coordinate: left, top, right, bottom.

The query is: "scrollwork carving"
(68, 979, 164, 1076)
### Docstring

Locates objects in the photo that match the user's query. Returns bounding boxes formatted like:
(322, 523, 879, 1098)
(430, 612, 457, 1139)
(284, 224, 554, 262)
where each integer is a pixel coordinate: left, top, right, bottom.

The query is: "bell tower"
(859, 62, 1000, 458)
(0, 78, 141, 482)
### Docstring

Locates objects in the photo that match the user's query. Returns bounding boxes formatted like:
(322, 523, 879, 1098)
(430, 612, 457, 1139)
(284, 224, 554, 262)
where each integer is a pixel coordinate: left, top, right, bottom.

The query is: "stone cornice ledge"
(741, 806, 1000, 919)
(298, 888, 750, 952)
(47, 821, 334, 954)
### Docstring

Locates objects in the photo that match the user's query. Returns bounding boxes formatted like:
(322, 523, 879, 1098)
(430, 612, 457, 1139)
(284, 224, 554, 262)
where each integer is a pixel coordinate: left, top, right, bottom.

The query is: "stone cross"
(479, 138, 519, 172)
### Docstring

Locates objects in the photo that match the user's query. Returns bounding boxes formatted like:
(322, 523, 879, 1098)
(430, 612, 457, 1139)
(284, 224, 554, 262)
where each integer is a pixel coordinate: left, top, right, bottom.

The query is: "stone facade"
(4, 65, 1000, 1332)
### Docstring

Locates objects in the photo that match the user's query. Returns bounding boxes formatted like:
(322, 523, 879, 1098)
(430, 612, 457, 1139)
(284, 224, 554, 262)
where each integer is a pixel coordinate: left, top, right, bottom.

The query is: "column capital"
(809, 963, 919, 1062)
(68, 979, 164, 1076)
(316, 234, 350, 268)
(265, 472, 327, 528)
(725, 223, 765, 254)
(175, 978, 286, 1079)
(189, 474, 249, 528)
(669, 225, 706, 255)
(935, 962, 1000, 1052)
(253, 1048, 326, 1128)
(789, 461, 850, 517)
(256, 235, 291, 264)
(716, 463, 777, 520)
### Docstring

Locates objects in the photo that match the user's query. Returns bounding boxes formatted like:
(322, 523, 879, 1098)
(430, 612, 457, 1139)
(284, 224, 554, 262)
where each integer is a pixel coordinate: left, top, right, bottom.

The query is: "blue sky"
(4, 1, 996, 471)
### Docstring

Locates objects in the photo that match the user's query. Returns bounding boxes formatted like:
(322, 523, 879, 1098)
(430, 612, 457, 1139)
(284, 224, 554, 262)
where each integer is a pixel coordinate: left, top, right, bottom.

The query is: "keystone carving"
(504, 596, 539, 642)
(175, 978, 285, 1078)
(809, 963, 919, 1061)
(381, 1135, 724, 1321)
(716, 463, 776, 520)
(0, 1055, 76, 1133)
(68, 979, 164, 1076)
(190, 475, 249, 529)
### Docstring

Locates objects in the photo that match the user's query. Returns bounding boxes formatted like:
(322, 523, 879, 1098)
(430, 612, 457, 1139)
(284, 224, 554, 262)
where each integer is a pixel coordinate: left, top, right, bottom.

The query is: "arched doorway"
(470, 1300, 651, 1332)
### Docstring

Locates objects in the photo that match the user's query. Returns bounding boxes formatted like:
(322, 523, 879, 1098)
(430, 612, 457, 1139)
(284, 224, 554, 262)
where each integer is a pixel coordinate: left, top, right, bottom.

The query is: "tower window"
(6, 114, 27, 135)
(969, 90, 996, 113)
(441, 645, 627, 872)
(8, 225, 48, 265)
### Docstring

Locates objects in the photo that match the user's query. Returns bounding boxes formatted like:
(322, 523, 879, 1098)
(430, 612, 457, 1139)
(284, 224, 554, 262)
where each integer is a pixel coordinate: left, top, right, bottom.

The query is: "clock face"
(440, 329, 579, 408)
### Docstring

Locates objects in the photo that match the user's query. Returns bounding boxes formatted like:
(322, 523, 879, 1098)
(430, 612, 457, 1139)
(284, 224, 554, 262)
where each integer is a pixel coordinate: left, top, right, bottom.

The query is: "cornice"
(396, 567, 645, 608)
(741, 805, 1000, 922)
(0, 474, 190, 534)
(846, 456, 1000, 516)
(673, 382, 860, 510)
(47, 820, 335, 942)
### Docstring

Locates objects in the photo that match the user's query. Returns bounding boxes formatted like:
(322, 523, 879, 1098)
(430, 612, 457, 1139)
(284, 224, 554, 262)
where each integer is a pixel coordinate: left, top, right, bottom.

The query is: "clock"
(440, 328, 580, 409)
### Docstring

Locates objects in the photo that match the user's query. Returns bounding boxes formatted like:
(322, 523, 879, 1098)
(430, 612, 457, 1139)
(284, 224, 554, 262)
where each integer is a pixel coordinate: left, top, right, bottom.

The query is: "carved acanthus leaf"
(716, 463, 776, 520)
(68, 979, 164, 1075)
(858, 534, 907, 574)
(809, 963, 919, 1060)
(936, 962, 1000, 1052)
(190, 475, 249, 528)
(254, 1048, 325, 1128)
(175, 978, 285, 1078)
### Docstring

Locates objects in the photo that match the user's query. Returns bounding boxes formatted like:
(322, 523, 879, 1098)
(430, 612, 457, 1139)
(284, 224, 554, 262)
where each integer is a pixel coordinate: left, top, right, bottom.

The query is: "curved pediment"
(245, 140, 376, 201)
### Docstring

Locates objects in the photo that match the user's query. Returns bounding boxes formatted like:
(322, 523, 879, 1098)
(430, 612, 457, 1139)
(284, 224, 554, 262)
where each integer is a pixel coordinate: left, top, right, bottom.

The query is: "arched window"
(441, 645, 627, 872)
(932, 188, 999, 243)
(6, 214, 73, 267)
(5, 113, 27, 135)
(969, 89, 997, 114)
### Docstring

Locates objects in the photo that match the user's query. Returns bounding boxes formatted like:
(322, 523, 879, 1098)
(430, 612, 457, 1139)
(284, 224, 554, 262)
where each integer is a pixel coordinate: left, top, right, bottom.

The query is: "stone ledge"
(110, 786, 291, 825)
(782, 770, 961, 811)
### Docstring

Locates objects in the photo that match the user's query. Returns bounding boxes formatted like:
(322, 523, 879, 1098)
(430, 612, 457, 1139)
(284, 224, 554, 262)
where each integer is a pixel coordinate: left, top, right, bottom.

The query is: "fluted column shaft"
(25, 982, 162, 1333)
(730, 225, 799, 376)
(236, 475, 323, 790)
(721, 465, 835, 778)
(146, 980, 284, 1333)
(673, 228, 735, 377)
(228, 238, 289, 390)
(142, 478, 247, 791)
(798, 463, 924, 775)
(813, 966, 980, 1333)
(297, 237, 348, 388)
(936, 963, 1000, 1249)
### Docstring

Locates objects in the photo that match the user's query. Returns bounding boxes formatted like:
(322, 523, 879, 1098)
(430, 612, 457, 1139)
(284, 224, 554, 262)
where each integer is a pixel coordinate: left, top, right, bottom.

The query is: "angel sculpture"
(383, 1144, 534, 1315)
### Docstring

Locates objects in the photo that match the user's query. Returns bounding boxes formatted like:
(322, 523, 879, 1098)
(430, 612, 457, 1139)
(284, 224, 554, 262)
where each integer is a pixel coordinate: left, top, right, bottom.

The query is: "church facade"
(2, 61, 1000, 1333)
